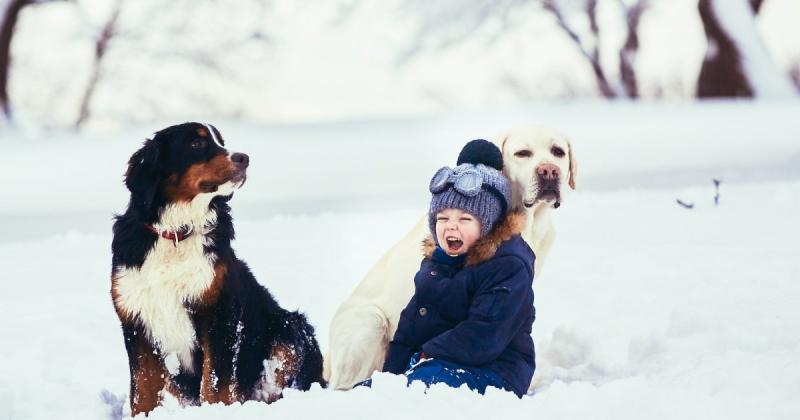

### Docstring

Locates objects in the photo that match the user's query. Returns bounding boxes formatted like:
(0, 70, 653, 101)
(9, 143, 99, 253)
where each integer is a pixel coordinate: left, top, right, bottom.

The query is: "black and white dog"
(110, 122, 323, 416)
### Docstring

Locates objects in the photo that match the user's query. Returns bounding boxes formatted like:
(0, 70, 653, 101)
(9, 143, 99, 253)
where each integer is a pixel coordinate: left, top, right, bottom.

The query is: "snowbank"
(0, 102, 798, 419)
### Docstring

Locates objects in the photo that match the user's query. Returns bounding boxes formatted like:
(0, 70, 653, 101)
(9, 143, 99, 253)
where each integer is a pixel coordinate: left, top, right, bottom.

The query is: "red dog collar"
(145, 224, 193, 246)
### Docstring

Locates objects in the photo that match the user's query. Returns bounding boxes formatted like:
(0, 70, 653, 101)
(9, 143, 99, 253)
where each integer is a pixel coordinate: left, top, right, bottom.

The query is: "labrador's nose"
(536, 163, 559, 181)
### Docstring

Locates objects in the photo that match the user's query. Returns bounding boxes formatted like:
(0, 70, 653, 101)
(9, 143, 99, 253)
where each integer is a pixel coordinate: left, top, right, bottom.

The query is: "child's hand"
(406, 351, 433, 371)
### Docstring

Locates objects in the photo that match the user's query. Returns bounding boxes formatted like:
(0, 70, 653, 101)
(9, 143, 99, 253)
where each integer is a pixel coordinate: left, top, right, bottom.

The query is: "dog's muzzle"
(524, 164, 562, 209)
(536, 178, 561, 202)
(230, 152, 249, 186)
(536, 163, 561, 207)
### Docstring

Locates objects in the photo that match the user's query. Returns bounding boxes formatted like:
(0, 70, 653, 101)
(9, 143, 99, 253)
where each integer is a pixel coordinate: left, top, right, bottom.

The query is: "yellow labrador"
(325, 125, 577, 391)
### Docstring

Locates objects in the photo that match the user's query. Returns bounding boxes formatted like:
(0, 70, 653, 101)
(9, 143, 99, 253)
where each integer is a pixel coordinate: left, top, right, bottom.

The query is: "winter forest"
(1, 0, 798, 129)
(1, 0, 799, 419)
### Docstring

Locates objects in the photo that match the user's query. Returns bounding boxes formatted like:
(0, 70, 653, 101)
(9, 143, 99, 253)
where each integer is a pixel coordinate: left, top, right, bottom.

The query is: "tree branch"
(542, 0, 616, 98)
(618, 0, 648, 98)
(75, 0, 122, 128)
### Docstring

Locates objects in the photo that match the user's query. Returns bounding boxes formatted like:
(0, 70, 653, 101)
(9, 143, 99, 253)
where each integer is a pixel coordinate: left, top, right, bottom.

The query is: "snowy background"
(8, 0, 800, 129)
(1, 0, 800, 419)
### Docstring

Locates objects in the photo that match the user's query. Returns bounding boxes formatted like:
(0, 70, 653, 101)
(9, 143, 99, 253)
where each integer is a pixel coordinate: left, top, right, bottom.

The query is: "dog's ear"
(124, 138, 162, 210)
(566, 137, 577, 190)
(490, 132, 509, 156)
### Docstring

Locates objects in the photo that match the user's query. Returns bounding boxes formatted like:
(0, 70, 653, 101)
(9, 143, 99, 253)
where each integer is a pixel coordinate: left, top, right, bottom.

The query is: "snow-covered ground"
(0, 101, 799, 419)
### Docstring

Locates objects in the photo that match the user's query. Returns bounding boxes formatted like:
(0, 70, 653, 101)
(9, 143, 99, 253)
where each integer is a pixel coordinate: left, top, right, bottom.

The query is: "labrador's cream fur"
(325, 126, 577, 391)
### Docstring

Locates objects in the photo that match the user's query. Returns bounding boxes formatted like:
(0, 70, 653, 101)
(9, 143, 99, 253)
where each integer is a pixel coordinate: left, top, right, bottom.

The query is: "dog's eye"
(190, 139, 207, 149)
(551, 146, 565, 158)
(514, 150, 532, 158)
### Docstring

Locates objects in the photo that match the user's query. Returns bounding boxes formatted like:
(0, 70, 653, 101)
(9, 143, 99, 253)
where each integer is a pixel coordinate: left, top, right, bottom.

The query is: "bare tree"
(74, 0, 123, 129)
(395, 0, 522, 64)
(790, 61, 800, 91)
(697, 0, 795, 98)
(542, 0, 648, 99)
(697, 0, 761, 97)
(398, 0, 648, 99)
(543, 0, 613, 98)
(618, 0, 647, 98)
(0, 0, 62, 124)
(67, 0, 274, 129)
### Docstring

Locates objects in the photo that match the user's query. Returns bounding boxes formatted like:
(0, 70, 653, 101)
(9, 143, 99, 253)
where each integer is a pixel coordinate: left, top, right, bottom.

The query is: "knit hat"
(429, 139, 511, 241)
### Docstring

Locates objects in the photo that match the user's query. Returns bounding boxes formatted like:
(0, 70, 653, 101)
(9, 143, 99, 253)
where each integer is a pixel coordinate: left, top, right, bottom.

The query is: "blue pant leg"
(405, 359, 507, 395)
(353, 378, 372, 388)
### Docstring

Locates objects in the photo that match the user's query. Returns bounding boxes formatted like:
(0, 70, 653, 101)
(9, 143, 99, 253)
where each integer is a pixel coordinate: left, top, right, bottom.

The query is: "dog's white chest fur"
(114, 198, 221, 372)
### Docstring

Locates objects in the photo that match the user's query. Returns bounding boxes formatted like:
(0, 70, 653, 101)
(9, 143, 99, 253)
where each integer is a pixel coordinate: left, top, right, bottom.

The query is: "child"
(382, 139, 536, 397)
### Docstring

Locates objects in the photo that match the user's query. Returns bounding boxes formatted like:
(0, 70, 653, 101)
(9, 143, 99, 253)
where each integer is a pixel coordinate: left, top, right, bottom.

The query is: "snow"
(0, 101, 799, 419)
(8, 0, 800, 129)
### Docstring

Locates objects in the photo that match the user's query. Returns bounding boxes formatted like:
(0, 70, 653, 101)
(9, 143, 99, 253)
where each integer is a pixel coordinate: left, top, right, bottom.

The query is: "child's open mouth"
(445, 236, 463, 253)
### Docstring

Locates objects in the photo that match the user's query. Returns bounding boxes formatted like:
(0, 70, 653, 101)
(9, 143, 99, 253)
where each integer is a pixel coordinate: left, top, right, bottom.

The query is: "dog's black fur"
(111, 122, 324, 415)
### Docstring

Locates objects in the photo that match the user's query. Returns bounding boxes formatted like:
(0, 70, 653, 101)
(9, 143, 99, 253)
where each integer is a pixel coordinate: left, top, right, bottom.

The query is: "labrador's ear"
(490, 132, 509, 155)
(566, 137, 577, 190)
(124, 138, 162, 210)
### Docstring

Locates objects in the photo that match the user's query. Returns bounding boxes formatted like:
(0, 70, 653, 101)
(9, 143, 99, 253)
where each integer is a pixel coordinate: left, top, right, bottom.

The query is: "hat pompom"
(456, 139, 503, 171)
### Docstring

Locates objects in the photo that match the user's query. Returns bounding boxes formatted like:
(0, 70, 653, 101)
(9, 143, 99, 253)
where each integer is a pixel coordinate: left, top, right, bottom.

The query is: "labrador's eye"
(551, 146, 565, 158)
(191, 139, 207, 149)
(514, 150, 532, 158)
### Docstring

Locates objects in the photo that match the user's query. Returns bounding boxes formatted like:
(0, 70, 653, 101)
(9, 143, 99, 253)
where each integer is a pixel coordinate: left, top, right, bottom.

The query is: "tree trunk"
(0, 0, 61, 126)
(696, 0, 753, 97)
(75, 0, 123, 129)
(586, 0, 617, 98)
(543, 0, 617, 98)
(0, 0, 32, 122)
(696, 0, 793, 98)
(619, 0, 647, 99)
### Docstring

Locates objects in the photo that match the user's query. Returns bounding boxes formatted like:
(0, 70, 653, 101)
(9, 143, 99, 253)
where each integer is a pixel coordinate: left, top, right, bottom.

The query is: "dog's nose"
(537, 163, 560, 180)
(231, 153, 249, 168)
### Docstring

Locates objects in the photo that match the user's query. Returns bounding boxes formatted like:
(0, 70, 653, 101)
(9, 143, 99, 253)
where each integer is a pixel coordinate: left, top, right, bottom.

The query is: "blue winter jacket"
(383, 212, 536, 397)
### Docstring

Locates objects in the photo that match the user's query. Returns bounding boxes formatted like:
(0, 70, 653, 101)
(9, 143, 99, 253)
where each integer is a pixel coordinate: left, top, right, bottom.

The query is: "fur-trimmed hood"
(387, 210, 536, 396)
(422, 211, 527, 267)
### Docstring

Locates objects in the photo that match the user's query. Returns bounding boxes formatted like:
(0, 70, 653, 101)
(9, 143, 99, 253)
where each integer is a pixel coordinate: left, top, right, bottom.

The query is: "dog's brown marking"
(197, 127, 208, 137)
(130, 339, 171, 416)
(200, 335, 237, 405)
(163, 155, 236, 202)
(263, 342, 301, 403)
(199, 262, 227, 306)
(110, 277, 132, 324)
(567, 138, 577, 190)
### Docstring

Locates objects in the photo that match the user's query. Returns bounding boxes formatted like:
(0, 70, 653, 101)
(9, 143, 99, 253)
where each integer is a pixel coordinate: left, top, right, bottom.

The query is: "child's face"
(435, 208, 482, 256)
